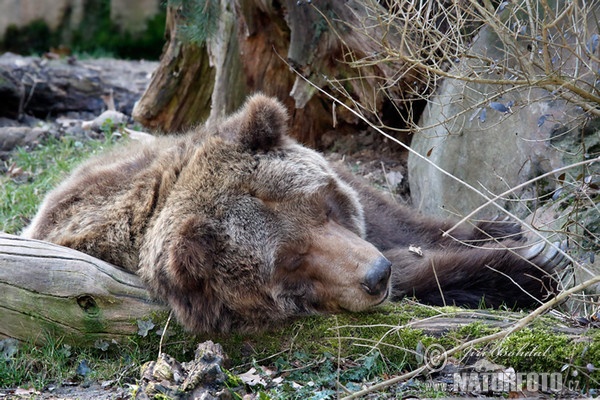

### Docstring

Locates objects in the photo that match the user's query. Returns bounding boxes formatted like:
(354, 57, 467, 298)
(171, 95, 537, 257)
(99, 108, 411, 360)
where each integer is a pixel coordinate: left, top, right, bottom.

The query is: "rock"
(182, 341, 229, 391)
(82, 110, 129, 131)
(473, 358, 505, 373)
(385, 170, 404, 189)
(137, 341, 236, 400)
(0, 126, 46, 159)
(408, 4, 600, 219)
(0, 117, 25, 128)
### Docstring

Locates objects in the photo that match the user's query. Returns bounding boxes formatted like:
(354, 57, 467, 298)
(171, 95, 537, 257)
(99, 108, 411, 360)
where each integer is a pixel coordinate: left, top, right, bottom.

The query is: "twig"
(444, 157, 600, 237)
(158, 310, 172, 357)
(276, 52, 582, 263)
(430, 260, 446, 307)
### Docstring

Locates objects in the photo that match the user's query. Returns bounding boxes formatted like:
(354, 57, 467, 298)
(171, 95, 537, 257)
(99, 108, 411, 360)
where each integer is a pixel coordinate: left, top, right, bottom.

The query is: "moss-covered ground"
(3, 302, 599, 398)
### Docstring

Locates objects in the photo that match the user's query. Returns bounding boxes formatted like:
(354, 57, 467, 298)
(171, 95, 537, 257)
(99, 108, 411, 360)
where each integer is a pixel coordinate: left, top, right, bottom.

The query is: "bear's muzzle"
(362, 256, 392, 297)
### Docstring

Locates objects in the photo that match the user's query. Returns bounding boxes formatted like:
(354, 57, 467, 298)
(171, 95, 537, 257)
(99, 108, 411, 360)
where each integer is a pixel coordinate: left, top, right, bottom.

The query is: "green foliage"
(0, 336, 72, 389)
(169, 0, 220, 44)
(0, 133, 119, 234)
(0, 333, 155, 390)
(0, 0, 166, 59)
(70, 0, 166, 60)
(1, 20, 57, 55)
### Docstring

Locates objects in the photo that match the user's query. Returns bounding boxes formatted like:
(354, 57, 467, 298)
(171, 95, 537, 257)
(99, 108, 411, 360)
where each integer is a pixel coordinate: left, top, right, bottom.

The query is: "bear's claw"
(523, 241, 545, 260)
(523, 240, 570, 271)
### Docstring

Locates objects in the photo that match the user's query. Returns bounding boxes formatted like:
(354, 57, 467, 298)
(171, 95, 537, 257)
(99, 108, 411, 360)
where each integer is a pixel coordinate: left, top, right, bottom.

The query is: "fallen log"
(0, 53, 157, 119)
(0, 232, 167, 346)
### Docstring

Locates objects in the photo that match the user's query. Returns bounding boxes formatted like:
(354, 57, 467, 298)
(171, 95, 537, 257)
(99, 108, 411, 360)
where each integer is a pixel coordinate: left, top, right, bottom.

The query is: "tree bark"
(130, 4, 218, 133)
(133, 0, 416, 147)
(0, 53, 157, 119)
(0, 233, 167, 346)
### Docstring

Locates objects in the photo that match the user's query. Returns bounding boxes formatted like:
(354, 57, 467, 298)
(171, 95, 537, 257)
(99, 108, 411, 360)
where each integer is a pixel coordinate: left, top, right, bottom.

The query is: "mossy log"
(0, 233, 167, 346)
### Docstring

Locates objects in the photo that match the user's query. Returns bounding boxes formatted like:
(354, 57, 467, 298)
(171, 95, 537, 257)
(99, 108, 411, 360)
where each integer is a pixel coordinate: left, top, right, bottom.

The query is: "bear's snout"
(362, 256, 391, 297)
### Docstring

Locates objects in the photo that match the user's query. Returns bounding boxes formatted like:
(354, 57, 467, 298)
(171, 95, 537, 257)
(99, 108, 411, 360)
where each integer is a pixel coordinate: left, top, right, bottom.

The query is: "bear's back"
(23, 134, 199, 270)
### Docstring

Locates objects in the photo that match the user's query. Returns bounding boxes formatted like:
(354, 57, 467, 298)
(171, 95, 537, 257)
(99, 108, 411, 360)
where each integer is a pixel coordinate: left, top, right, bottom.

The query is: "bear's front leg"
(335, 164, 522, 250)
(385, 239, 566, 308)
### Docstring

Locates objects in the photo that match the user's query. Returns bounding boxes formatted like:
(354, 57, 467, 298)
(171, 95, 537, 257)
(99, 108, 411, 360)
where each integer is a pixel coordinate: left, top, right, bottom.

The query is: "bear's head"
(139, 94, 391, 333)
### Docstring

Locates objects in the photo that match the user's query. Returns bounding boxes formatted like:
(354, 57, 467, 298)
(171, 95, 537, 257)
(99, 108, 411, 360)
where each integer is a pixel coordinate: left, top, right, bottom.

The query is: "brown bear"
(23, 94, 565, 333)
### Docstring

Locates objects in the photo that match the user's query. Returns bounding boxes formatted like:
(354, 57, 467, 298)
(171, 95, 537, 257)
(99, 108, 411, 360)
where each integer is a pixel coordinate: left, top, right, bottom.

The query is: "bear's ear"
(225, 93, 289, 152)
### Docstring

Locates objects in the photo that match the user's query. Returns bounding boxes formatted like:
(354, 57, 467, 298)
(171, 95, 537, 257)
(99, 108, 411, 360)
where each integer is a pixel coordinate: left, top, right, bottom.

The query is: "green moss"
(5, 302, 600, 396)
(185, 303, 440, 369)
(491, 326, 600, 389)
(117, 303, 440, 374)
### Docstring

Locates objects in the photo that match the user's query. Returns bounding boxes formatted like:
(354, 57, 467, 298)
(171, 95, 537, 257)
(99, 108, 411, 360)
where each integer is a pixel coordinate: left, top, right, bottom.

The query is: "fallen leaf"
(0, 338, 19, 360)
(137, 319, 155, 337)
(76, 360, 92, 377)
(94, 340, 109, 351)
(489, 101, 511, 113)
(239, 367, 268, 387)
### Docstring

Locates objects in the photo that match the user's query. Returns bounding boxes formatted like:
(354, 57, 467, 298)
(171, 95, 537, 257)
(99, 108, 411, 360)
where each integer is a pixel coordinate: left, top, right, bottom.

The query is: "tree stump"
(133, 0, 418, 147)
(0, 233, 167, 346)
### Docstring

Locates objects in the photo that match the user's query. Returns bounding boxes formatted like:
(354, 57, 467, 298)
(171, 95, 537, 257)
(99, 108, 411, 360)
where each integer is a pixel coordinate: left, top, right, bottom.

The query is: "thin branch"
(278, 53, 584, 266)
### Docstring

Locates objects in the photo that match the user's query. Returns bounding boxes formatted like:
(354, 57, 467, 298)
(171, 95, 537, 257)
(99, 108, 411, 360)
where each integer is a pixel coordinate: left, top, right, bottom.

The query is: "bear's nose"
(362, 256, 392, 296)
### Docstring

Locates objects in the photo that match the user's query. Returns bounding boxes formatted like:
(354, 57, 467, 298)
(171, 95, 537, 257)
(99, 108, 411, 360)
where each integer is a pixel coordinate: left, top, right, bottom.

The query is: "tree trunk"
(0, 233, 167, 346)
(133, 0, 416, 147)
(130, 4, 218, 133)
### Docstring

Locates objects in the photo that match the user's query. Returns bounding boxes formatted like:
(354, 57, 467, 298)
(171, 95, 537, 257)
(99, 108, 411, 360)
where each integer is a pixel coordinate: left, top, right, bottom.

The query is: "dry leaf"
(239, 367, 268, 387)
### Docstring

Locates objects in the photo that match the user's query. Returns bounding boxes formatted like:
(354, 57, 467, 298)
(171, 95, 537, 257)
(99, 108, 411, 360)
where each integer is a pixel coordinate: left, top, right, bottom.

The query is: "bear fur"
(23, 94, 563, 333)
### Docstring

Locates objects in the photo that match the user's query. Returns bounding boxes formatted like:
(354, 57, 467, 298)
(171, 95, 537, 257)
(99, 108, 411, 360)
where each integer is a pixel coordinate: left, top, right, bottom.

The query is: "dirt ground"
(0, 384, 129, 399)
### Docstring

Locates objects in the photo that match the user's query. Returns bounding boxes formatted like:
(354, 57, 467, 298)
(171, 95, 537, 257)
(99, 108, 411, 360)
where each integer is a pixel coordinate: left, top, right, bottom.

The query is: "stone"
(0, 126, 45, 152)
(137, 341, 235, 400)
(408, 4, 600, 219)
